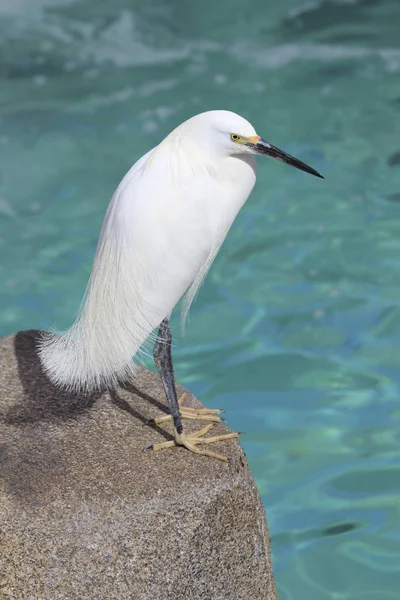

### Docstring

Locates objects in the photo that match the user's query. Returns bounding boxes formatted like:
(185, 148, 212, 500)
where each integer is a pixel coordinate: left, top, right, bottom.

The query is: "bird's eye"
(230, 134, 240, 142)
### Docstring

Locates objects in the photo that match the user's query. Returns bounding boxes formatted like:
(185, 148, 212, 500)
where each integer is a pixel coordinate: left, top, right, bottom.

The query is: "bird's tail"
(38, 319, 137, 393)
(38, 210, 159, 393)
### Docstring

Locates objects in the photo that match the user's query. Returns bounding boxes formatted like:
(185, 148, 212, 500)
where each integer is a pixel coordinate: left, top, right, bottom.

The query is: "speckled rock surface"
(0, 330, 278, 600)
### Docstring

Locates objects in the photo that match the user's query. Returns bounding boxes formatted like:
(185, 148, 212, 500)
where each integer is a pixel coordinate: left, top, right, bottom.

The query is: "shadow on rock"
(4, 331, 170, 442)
(3, 330, 102, 426)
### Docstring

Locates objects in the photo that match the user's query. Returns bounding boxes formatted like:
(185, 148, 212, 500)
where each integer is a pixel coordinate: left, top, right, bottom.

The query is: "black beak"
(249, 138, 324, 179)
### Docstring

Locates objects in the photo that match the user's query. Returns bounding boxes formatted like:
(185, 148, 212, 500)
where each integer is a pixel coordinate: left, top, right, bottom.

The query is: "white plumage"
(39, 110, 259, 391)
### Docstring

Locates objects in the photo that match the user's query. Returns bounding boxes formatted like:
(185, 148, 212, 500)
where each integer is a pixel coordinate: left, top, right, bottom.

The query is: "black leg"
(153, 318, 183, 434)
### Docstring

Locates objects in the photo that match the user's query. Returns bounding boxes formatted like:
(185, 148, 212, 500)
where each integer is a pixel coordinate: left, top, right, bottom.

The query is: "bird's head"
(179, 110, 323, 179)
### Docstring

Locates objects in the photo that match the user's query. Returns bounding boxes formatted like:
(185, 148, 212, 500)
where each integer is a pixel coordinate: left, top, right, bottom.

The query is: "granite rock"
(0, 330, 278, 600)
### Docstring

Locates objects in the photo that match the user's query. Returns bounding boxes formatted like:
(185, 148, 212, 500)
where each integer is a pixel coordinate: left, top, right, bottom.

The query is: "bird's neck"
(154, 131, 222, 181)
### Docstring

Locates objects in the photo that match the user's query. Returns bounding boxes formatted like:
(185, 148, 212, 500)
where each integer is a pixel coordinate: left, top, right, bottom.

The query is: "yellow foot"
(151, 393, 224, 425)
(148, 424, 241, 462)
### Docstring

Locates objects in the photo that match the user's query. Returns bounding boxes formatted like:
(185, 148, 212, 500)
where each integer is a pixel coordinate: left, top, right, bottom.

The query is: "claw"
(150, 425, 240, 462)
(145, 393, 239, 461)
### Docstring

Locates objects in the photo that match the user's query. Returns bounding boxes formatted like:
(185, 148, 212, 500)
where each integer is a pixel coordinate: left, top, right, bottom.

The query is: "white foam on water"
(1, 7, 219, 72)
(288, 0, 361, 19)
(0, 198, 15, 218)
(230, 42, 400, 73)
(0, 0, 74, 15)
(77, 12, 219, 68)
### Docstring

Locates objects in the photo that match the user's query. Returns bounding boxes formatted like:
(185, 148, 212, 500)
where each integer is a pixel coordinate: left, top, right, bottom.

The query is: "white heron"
(39, 110, 323, 461)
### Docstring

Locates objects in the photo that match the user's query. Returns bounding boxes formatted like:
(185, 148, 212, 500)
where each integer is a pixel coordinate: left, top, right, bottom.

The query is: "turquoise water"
(1, 0, 400, 597)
